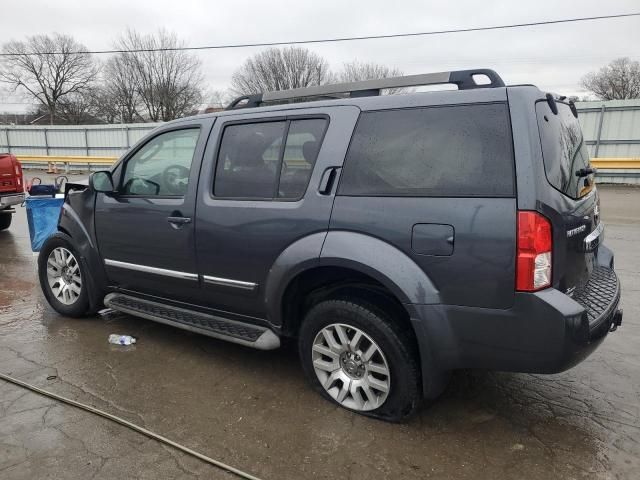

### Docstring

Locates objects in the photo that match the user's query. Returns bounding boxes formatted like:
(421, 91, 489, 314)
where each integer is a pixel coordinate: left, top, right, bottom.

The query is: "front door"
(194, 106, 360, 319)
(95, 120, 212, 301)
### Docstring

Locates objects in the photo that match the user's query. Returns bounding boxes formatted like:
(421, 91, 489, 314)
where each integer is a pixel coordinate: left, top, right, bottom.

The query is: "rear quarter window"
(338, 103, 515, 197)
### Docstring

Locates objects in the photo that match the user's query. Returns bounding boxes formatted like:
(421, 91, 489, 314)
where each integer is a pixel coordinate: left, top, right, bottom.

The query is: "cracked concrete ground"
(0, 180, 639, 479)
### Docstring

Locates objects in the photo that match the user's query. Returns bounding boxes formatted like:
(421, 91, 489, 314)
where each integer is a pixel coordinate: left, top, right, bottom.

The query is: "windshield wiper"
(576, 167, 596, 177)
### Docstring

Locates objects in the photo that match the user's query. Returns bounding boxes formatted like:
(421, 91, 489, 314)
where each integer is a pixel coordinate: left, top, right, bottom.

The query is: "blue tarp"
(25, 197, 64, 252)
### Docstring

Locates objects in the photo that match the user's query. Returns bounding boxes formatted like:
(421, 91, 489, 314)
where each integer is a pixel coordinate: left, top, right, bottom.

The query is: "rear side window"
(338, 104, 514, 197)
(536, 102, 592, 199)
(214, 118, 327, 199)
(279, 119, 325, 199)
(215, 121, 286, 198)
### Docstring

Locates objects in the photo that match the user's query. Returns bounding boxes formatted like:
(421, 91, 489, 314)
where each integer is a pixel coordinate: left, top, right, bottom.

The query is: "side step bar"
(104, 293, 280, 350)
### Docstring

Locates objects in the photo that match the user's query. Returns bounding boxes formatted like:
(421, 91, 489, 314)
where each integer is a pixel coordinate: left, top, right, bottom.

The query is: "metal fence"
(3, 101, 640, 183)
(575, 100, 640, 184)
(3, 101, 640, 158)
(576, 99, 640, 158)
(0, 123, 161, 158)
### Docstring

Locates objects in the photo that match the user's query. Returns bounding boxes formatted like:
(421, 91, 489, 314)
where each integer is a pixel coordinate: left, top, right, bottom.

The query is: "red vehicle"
(0, 153, 25, 230)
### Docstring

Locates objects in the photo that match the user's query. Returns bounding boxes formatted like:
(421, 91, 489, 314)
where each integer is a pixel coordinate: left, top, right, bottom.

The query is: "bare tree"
(112, 29, 204, 122)
(58, 89, 100, 124)
(231, 47, 333, 94)
(338, 61, 406, 94)
(206, 89, 231, 109)
(90, 86, 128, 124)
(581, 58, 640, 100)
(99, 53, 142, 123)
(0, 34, 98, 124)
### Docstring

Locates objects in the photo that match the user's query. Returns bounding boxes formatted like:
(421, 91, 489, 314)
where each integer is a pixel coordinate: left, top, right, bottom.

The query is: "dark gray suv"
(38, 69, 622, 421)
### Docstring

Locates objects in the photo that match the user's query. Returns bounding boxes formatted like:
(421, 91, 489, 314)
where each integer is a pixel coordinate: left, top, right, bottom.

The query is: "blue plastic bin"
(25, 197, 64, 252)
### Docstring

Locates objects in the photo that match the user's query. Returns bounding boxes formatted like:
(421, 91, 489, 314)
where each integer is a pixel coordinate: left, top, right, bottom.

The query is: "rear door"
(95, 119, 212, 301)
(194, 106, 360, 318)
(535, 100, 600, 293)
(331, 101, 518, 309)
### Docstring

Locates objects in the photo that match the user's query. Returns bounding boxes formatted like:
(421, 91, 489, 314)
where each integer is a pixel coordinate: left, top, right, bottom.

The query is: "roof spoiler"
(226, 69, 505, 110)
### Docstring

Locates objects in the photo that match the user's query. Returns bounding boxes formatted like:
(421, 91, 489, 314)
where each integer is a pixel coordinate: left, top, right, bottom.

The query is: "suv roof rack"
(226, 68, 505, 110)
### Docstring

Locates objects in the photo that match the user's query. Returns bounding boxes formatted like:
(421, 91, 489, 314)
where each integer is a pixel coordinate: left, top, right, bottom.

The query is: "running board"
(104, 293, 280, 350)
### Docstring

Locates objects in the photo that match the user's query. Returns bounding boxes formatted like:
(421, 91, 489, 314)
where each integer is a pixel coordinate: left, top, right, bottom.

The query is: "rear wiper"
(576, 167, 596, 177)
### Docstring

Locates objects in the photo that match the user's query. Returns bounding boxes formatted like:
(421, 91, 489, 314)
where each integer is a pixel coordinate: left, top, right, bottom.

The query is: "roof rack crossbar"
(226, 69, 504, 110)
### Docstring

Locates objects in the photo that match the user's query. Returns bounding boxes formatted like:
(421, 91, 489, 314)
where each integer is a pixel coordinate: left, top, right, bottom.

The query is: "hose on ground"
(0, 372, 263, 480)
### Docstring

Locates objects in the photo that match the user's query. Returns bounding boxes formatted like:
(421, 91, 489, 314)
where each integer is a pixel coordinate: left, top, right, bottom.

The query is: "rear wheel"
(0, 212, 11, 231)
(38, 234, 90, 317)
(299, 299, 421, 422)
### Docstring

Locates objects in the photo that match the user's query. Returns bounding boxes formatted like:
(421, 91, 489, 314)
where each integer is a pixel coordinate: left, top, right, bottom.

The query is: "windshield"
(536, 101, 593, 199)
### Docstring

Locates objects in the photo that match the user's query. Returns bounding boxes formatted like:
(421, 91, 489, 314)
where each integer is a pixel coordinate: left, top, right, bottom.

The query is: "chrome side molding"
(202, 275, 257, 291)
(104, 259, 257, 290)
(104, 259, 199, 281)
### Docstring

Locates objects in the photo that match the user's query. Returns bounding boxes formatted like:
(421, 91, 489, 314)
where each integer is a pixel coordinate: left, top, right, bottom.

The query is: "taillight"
(11, 156, 23, 192)
(516, 211, 552, 291)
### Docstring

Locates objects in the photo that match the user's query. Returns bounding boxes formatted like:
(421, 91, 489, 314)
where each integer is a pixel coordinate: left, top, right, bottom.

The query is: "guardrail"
(590, 158, 640, 169)
(17, 155, 118, 173)
(591, 158, 640, 184)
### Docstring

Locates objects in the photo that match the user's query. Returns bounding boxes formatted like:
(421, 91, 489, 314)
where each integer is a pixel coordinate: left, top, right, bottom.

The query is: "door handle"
(319, 167, 341, 195)
(167, 216, 192, 227)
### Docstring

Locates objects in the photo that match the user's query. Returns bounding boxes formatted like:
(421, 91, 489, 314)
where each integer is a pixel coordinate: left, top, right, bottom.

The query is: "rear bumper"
(411, 245, 621, 393)
(0, 192, 25, 209)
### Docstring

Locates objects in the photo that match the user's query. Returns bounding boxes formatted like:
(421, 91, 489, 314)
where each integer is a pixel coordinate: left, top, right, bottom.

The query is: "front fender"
(58, 188, 108, 309)
(320, 231, 440, 305)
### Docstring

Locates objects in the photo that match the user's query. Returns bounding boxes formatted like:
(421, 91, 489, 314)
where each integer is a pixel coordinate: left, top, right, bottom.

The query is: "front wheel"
(299, 299, 422, 422)
(38, 233, 90, 317)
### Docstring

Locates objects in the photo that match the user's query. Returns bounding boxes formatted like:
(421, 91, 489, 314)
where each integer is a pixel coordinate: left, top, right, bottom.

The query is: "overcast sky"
(1, 0, 639, 111)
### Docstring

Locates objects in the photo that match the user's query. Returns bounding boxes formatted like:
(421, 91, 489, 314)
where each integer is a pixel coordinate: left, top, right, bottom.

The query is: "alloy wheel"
(46, 247, 82, 305)
(312, 323, 391, 411)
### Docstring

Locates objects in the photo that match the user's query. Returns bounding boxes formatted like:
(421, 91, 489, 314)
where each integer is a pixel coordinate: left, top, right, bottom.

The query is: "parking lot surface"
(1, 181, 639, 479)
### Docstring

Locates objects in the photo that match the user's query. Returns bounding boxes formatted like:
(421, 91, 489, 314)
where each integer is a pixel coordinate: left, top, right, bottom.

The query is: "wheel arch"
(319, 231, 440, 305)
(265, 230, 440, 328)
(265, 231, 444, 399)
(278, 265, 413, 336)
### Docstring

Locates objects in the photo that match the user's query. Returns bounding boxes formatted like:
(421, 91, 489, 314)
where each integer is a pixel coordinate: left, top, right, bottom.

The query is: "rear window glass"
(536, 101, 592, 199)
(338, 103, 514, 197)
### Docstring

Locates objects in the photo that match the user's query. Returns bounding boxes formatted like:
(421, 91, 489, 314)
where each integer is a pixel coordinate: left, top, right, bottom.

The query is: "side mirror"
(90, 171, 115, 193)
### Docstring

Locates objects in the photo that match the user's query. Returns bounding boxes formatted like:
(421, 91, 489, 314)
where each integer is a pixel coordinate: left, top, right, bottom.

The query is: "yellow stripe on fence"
(591, 158, 640, 169)
(17, 155, 118, 165)
(14, 155, 640, 170)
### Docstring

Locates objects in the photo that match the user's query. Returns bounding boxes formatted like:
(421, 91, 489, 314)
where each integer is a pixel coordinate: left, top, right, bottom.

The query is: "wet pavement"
(1, 181, 639, 479)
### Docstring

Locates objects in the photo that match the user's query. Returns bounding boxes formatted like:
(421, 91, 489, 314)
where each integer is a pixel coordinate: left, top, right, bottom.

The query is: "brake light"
(11, 156, 23, 192)
(516, 211, 552, 291)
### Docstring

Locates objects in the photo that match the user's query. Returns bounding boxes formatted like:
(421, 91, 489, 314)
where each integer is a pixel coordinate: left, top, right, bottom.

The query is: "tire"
(0, 212, 11, 231)
(38, 233, 90, 317)
(299, 299, 421, 422)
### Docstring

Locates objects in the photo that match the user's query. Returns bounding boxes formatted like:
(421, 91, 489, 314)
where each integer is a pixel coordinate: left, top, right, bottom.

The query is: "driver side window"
(121, 128, 200, 196)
